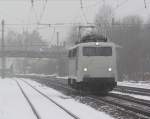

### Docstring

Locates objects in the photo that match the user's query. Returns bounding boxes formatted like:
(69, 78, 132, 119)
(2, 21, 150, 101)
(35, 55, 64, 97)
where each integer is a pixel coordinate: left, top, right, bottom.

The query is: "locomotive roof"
(68, 42, 116, 50)
(78, 34, 107, 43)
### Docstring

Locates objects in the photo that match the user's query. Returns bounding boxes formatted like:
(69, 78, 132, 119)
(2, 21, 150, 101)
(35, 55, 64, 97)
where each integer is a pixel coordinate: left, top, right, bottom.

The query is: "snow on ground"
(118, 81, 150, 89)
(115, 81, 150, 101)
(111, 91, 150, 101)
(23, 78, 115, 119)
(0, 77, 115, 119)
(56, 76, 68, 80)
(0, 78, 36, 119)
(18, 73, 57, 78)
(18, 80, 74, 119)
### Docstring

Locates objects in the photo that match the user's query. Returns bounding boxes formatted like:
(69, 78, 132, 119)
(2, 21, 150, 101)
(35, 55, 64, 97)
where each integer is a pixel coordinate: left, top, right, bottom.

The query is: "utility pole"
(56, 32, 59, 46)
(78, 26, 81, 42)
(56, 32, 59, 76)
(1, 20, 5, 79)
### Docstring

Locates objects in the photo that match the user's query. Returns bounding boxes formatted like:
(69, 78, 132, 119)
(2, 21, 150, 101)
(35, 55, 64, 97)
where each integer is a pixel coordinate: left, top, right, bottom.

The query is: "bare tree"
(94, 4, 114, 38)
(66, 25, 79, 46)
(111, 15, 143, 80)
(122, 15, 143, 25)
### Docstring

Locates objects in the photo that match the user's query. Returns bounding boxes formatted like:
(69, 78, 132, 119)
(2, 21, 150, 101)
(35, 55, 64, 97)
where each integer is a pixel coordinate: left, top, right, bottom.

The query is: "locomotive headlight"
(108, 68, 112, 72)
(84, 68, 88, 72)
(96, 42, 99, 45)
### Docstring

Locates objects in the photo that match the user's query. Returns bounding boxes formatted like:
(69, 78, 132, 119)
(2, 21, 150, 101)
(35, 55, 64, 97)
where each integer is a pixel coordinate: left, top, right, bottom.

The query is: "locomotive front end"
(78, 42, 117, 91)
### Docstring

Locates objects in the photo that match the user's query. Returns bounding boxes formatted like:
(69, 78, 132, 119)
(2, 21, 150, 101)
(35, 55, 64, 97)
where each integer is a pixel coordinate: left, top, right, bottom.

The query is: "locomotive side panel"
(68, 47, 79, 80)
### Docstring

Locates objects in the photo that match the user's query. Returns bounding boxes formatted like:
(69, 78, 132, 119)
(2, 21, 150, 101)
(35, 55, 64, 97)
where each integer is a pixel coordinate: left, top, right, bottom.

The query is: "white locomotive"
(68, 35, 117, 92)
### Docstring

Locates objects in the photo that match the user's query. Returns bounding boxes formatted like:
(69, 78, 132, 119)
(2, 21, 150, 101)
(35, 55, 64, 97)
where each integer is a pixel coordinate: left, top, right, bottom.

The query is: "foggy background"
(0, 0, 150, 81)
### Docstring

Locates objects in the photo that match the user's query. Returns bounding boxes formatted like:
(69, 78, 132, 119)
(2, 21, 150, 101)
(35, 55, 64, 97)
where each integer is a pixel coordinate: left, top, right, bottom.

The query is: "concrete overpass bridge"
(0, 50, 67, 58)
(0, 49, 68, 78)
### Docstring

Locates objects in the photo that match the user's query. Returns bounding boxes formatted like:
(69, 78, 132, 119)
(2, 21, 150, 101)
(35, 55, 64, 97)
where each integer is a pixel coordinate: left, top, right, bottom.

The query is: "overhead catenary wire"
(3, 22, 93, 27)
(30, 1, 40, 25)
(80, 0, 89, 24)
(68, 0, 102, 25)
(1, 0, 149, 47)
(0, 0, 93, 2)
(114, 0, 129, 11)
(29, 0, 48, 25)
(0, 0, 94, 1)
(0, 0, 135, 27)
(3, 22, 150, 28)
(35, 0, 48, 24)
(81, 9, 89, 24)
(80, 0, 101, 9)
(39, 0, 48, 21)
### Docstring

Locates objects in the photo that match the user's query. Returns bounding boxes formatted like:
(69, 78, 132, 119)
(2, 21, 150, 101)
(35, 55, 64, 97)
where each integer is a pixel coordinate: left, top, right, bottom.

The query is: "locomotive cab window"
(83, 46, 112, 56)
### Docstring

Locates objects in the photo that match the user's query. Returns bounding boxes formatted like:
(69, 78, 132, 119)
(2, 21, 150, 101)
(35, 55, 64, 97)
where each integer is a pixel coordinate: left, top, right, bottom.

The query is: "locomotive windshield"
(83, 47, 112, 56)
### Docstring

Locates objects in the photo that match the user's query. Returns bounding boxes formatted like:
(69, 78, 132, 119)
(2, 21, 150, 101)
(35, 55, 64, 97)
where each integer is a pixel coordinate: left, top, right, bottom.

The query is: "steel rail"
(34, 77, 150, 118)
(34, 76, 150, 118)
(15, 80, 42, 119)
(20, 79, 80, 119)
(115, 85, 150, 96)
(109, 92, 150, 107)
(85, 96, 150, 119)
(91, 95, 150, 117)
(15, 74, 150, 118)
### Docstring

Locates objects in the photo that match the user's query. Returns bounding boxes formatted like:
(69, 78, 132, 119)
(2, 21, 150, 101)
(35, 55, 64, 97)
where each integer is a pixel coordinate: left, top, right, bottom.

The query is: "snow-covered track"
(84, 96, 149, 119)
(19, 79, 80, 119)
(92, 95, 150, 117)
(115, 85, 150, 96)
(38, 78, 150, 118)
(31, 77, 150, 118)
(16, 80, 42, 119)
(109, 92, 150, 107)
(14, 74, 150, 118)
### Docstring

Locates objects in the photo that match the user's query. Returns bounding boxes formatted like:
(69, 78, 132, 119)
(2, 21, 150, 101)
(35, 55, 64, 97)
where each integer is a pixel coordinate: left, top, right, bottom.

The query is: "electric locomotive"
(68, 34, 117, 92)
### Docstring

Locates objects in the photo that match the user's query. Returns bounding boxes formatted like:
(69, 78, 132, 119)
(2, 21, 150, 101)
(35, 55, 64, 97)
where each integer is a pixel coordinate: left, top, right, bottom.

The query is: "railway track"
(16, 80, 41, 119)
(94, 95, 150, 117)
(115, 85, 150, 96)
(15, 79, 80, 119)
(15, 75, 150, 118)
(50, 79, 150, 118)
(108, 92, 150, 107)
(16, 74, 150, 96)
(39, 78, 150, 118)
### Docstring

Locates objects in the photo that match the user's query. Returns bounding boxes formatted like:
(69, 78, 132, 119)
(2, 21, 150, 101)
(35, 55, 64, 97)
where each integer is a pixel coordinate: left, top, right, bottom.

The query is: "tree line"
(67, 5, 150, 81)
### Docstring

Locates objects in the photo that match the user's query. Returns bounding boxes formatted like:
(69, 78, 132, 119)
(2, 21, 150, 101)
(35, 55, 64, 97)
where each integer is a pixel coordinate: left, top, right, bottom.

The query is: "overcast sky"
(0, 0, 150, 44)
